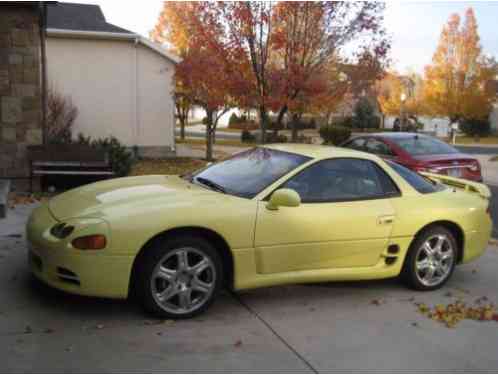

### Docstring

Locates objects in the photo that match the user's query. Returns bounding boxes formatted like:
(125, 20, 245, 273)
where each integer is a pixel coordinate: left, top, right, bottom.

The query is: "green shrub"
(460, 118, 491, 137)
(76, 134, 133, 176)
(201, 116, 208, 125)
(228, 113, 239, 126)
(319, 125, 351, 146)
(241, 129, 256, 143)
(333, 116, 354, 128)
(353, 98, 380, 129)
(266, 133, 288, 143)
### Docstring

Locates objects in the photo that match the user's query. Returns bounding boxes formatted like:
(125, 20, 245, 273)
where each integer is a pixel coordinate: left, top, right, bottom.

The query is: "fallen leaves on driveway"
(8, 193, 50, 209)
(130, 158, 207, 176)
(415, 299, 498, 328)
(370, 298, 385, 306)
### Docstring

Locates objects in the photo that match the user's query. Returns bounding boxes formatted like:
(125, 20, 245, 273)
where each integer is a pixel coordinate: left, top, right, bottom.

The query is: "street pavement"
(2, 204, 498, 372)
(456, 144, 498, 155)
(175, 125, 242, 140)
(489, 185, 498, 238)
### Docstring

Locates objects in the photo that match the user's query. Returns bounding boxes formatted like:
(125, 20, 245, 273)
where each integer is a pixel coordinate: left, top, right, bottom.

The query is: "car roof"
(361, 132, 429, 139)
(262, 143, 380, 161)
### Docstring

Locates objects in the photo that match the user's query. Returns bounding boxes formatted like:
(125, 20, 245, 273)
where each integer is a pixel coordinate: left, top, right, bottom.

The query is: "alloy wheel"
(150, 247, 216, 315)
(415, 234, 454, 287)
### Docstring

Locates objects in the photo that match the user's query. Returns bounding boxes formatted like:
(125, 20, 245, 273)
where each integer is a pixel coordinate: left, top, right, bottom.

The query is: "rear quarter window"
(387, 161, 444, 194)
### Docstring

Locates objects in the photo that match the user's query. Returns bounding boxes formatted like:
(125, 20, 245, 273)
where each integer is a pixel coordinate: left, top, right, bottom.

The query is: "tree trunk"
(259, 106, 268, 144)
(205, 110, 214, 161)
(291, 113, 300, 142)
(179, 118, 186, 140)
(274, 105, 288, 136)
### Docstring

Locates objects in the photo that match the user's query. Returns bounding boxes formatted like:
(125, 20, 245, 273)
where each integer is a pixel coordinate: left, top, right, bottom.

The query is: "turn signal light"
(72, 235, 107, 250)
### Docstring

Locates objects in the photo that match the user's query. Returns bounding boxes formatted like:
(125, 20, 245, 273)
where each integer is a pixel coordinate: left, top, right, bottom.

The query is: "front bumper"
(27, 203, 134, 299)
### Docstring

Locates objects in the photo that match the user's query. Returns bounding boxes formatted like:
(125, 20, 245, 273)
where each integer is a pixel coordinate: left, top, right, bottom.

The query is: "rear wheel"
(402, 226, 457, 291)
(135, 236, 223, 319)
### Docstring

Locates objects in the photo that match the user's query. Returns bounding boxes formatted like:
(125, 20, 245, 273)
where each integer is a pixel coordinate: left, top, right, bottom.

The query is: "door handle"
(378, 215, 395, 225)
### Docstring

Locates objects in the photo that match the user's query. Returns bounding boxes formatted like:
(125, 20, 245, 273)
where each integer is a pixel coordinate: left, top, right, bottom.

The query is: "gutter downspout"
(134, 37, 140, 154)
(39, 2, 48, 145)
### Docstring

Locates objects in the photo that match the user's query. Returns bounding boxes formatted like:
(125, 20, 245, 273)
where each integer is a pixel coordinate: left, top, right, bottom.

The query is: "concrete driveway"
(1, 204, 498, 372)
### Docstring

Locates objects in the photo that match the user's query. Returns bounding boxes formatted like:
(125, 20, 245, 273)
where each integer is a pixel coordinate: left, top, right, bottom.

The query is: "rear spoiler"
(420, 172, 491, 199)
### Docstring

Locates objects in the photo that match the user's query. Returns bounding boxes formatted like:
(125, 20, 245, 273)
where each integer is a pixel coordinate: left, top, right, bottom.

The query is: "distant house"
(46, 2, 180, 158)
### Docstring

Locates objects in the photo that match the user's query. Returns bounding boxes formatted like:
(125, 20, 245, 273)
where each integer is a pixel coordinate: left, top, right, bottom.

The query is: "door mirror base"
(266, 189, 301, 210)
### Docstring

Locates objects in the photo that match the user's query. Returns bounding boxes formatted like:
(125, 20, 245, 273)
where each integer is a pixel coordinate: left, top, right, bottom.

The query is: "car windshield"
(390, 135, 457, 155)
(387, 160, 445, 194)
(189, 148, 311, 199)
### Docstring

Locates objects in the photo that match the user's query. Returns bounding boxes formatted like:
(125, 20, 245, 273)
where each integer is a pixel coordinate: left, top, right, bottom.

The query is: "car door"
(254, 158, 399, 274)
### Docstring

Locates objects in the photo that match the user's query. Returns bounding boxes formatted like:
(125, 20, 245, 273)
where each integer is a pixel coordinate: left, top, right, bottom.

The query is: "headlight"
(50, 223, 75, 239)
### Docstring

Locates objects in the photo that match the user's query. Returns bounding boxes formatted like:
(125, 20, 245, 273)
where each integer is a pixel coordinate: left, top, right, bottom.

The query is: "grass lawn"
(454, 136, 498, 145)
(215, 127, 243, 133)
(130, 158, 207, 176)
(175, 120, 204, 127)
(175, 137, 250, 148)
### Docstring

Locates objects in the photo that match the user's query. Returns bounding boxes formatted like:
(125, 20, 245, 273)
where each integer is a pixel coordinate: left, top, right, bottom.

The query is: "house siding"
(0, 5, 43, 186)
(46, 36, 176, 157)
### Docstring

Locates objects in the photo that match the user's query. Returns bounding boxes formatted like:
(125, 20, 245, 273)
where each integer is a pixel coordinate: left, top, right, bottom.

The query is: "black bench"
(27, 145, 114, 192)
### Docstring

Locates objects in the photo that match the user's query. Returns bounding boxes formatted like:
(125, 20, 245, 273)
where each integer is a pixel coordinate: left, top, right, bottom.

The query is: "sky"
(69, 0, 498, 74)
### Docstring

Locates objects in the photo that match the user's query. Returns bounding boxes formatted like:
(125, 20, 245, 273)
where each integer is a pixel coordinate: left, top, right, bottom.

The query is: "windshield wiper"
(195, 177, 227, 194)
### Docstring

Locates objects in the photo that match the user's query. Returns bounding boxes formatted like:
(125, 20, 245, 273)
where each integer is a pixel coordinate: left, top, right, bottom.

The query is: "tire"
(135, 235, 223, 319)
(401, 226, 458, 291)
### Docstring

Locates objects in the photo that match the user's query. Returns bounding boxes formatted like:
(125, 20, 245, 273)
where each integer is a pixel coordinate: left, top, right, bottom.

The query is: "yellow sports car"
(27, 144, 493, 318)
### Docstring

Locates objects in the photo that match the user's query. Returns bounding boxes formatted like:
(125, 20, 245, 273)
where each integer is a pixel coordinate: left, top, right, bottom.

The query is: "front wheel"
(402, 226, 457, 291)
(135, 236, 223, 319)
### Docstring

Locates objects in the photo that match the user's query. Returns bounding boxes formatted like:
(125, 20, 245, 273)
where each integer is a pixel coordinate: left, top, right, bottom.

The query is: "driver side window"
(283, 158, 392, 203)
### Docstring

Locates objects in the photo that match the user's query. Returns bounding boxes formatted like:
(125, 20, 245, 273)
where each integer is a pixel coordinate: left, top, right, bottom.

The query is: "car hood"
(411, 153, 475, 164)
(48, 175, 216, 220)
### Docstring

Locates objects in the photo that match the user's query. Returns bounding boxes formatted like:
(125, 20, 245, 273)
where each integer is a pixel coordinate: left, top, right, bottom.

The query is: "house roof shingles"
(46, 2, 133, 34)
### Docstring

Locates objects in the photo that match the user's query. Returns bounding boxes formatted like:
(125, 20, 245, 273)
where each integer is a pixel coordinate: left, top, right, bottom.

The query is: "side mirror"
(266, 189, 301, 210)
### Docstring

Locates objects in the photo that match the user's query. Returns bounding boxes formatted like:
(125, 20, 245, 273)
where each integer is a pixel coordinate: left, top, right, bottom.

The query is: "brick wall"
(0, 5, 43, 190)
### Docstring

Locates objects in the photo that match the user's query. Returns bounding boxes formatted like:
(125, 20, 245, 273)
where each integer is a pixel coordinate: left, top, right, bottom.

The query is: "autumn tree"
(168, 3, 242, 161)
(151, 2, 194, 140)
(424, 8, 496, 128)
(377, 72, 426, 126)
(269, 2, 389, 141)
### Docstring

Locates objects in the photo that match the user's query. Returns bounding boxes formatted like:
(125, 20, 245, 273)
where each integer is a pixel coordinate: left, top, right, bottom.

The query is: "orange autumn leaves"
(151, 2, 389, 135)
(416, 298, 498, 329)
(424, 8, 496, 123)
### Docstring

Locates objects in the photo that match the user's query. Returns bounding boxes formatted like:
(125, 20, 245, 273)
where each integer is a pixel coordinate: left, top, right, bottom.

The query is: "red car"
(341, 132, 483, 182)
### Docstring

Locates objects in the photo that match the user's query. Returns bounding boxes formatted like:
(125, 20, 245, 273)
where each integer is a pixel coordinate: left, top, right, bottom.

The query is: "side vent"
(384, 244, 400, 265)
